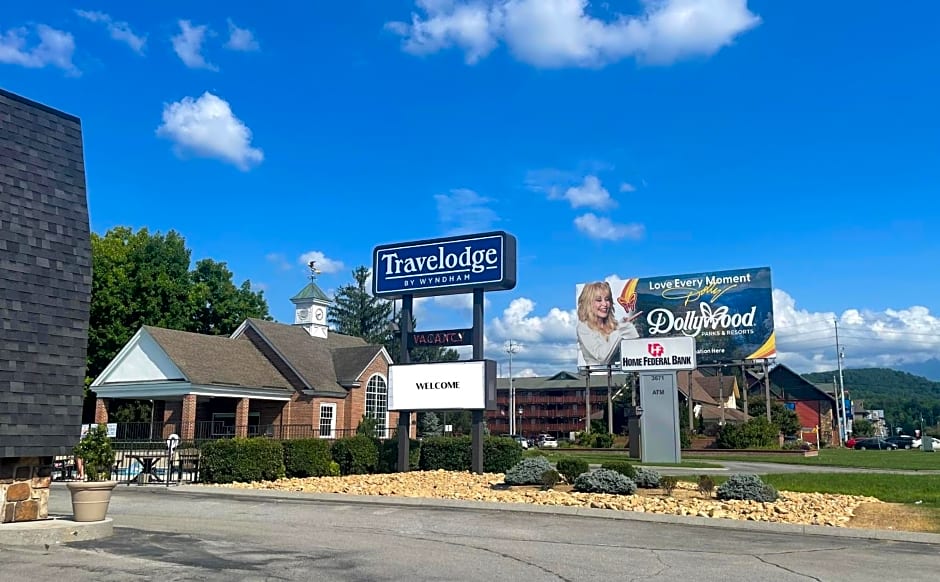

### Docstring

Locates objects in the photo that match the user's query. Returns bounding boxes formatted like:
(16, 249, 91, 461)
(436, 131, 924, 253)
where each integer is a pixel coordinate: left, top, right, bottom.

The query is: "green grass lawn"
(757, 473, 940, 507)
(684, 448, 940, 471)
(530, 449, 722, 468)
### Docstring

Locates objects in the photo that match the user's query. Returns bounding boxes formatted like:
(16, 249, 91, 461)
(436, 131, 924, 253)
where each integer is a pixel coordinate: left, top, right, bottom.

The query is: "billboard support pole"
(607, 365, 613, 435)
(397, 295, 413, 472)
(763, 359, 772, 421)
(741, 362, 749, 416)
(471, 289, 484, 474)
(687, 371, 694, 440)
(584, 370, 592, 433)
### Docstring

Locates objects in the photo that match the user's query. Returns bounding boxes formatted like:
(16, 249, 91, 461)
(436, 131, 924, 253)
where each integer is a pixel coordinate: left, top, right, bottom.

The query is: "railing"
(52, 442, 202, 485)
(104, 423, 364, 443)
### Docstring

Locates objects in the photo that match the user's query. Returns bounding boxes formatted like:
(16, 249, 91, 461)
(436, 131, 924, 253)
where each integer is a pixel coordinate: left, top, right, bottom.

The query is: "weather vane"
(307, 260, 321, 281)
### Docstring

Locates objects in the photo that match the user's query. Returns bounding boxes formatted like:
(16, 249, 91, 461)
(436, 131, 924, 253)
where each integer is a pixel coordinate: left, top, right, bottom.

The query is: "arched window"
(365, 374, 388, 438)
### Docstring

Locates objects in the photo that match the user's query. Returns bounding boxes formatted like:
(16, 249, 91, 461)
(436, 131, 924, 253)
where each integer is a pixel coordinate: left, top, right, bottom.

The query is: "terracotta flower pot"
(66, 480, 118, 522)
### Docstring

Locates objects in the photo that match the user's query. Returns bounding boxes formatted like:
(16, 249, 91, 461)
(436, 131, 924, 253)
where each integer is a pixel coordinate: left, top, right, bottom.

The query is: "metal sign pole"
(471, 289, 485, 474)
(397, 295, 413, 472)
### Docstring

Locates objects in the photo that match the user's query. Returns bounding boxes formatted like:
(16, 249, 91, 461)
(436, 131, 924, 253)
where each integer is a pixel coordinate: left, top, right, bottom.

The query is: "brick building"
(91, 281, 413, 441)
(1, 89, 92, 523)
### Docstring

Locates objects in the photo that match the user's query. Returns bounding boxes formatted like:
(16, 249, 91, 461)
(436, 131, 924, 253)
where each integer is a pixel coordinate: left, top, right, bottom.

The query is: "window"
(365, 374, 389, 438)
(319, 404, 336, 439)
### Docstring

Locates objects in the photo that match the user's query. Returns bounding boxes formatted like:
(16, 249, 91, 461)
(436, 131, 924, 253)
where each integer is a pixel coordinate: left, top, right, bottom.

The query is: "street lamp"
(517, 406, 524, 435)
(506, 340, 520, 434)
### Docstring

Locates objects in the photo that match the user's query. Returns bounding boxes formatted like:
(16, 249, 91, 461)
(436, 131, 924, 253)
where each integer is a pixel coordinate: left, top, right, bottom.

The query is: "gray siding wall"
(0, 89, 91, 457)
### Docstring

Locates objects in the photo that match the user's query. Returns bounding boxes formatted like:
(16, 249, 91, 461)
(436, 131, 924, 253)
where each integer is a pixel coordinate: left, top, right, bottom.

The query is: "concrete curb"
(170, 486, 940, 546)
(0, 517, 113, 547)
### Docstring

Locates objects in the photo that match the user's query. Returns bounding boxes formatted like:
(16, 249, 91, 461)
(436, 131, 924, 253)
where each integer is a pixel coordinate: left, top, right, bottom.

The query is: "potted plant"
(67, 424, 118, 522)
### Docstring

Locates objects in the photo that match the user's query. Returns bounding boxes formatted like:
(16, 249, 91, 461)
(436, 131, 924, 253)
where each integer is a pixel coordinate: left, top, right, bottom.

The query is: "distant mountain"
(801, 367, 940, 432)
(898, 358, 940, 382)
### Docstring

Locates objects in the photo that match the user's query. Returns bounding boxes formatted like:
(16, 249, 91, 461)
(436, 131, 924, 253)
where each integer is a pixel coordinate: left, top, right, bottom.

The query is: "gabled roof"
(238, 318, 368, 396)
(768, 364, 837, 403)
(333, 345, 388, 384)
(698, 403, 749, 424)
(145, 326, 292, 390)
(694, 375, 740, 401)
(290, 282, 330, 302)
(677, 371, 719, 406)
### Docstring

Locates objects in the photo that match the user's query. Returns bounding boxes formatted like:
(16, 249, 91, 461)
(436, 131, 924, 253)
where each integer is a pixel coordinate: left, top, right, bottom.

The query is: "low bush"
(541, 469, 561, 490)
(504, 457, 554, 485)
(555, 457, 589, 483)
(575, 431, 615, 448)
(282, 438, 333, 478)
(660, 476, 678, 495)
(716, 473, 779, 502)
(419, 436, 471, 471)
(716, 417, 779, 449)
(697, 474, 716, 497)
(331, 435, 379, 475)
(377, 438, 421, 473)
(484, 436, 524, 473)
(600, 460, 637, 479)
(200, 437, 285, 484)
(573, 469, 637, 495)
(633, 467, 661, 489)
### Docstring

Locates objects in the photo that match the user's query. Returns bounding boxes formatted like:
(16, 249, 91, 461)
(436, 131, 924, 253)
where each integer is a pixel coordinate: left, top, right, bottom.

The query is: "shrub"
(73, 424, 115, 481)
(592, 433, 615, 448)
(716, 417, 779, 449)
(541, 469, 561, 490)
(200, 437, 285, 484)
(600, 460, 636, 479)
(418, 435, 522, 473)
(716, 473, 779, 502)
(419, 436, 471, 471)
(573, 469, 637, 495)
(633, 467, 661, 489)
(504, 457, 554, 485)
(484, 436, 523, 473)
(660, 476, 678, 495)
(377, 438, 422, 473)
(555, 457, 589, 484)
(282, 438, 333, 478)
(327, 461, 340, 476)
(697, 474, 716, 497)
(330, 435, 379, 475)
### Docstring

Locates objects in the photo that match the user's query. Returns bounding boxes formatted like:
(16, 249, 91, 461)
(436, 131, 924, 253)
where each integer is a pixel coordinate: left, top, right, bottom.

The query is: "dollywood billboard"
(575, 266, 775, 367)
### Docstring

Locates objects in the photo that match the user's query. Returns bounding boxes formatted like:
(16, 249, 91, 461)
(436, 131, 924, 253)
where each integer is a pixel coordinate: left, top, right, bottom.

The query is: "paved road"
(3, 485, 936, 581)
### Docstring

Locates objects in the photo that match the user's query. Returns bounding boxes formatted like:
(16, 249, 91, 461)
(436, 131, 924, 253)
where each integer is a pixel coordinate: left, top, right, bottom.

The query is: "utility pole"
(834, 318, 847, 447)
(506, 339, 520, 435)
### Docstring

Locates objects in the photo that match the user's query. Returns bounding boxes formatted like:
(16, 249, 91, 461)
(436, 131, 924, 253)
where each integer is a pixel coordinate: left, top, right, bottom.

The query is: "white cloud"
(298, 251, 345, 274)
(620, 182, 636, 192)
(574, 213, 645, 241)
(0, 24, 77, 73)
(478, 286, 940, 377)
(553, 175, 616, 210)
(387, 0, 761, 68)
(225, 19, 260, 51)
(435, 188, 499, 234)
(75, 10, 146, 54)
(172, 20, 216, 70)
(156, 92, 264, 170)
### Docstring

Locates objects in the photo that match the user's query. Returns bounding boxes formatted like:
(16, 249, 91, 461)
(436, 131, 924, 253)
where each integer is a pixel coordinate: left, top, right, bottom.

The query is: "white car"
(912, 437, 940, 450)
(538, 435, 558, 449)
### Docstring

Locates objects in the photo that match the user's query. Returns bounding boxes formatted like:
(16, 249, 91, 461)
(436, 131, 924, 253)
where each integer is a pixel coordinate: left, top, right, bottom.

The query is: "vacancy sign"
(621, 337, 697, 372)
(389, 360, 496, 411)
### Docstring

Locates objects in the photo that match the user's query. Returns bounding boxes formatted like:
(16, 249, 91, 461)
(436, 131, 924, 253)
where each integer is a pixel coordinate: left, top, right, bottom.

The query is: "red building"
(746, 364, 838, 446)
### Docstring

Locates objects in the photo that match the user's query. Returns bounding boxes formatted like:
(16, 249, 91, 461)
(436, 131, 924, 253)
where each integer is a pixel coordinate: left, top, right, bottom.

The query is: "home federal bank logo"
(373, 231, 517, 299)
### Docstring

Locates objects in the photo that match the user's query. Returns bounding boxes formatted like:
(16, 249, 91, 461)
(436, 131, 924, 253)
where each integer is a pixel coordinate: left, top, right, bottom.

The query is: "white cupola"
(291, 263, 331, 338)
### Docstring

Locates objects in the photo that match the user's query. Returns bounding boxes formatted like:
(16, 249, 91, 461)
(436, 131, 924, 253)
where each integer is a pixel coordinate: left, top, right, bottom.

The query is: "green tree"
(383, 312, 460, 364)
(418, 412, 443, 437)
(852, 418, 876, 437)
(329, 266, 393, 345)
(86, 227, 270, 421)
(748, 396, 801, 436)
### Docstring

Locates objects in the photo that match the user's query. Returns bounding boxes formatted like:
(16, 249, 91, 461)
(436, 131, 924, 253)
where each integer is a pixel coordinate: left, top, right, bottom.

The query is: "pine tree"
(328, 266, 394, 345)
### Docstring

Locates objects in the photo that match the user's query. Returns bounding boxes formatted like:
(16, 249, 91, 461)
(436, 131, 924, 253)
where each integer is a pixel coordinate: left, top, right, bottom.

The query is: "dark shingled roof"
(698, 403, 750, 424)
(677, 371, 719, 406)
(145, 326, 292, 390)
(241, 318, 370, 396)
(333, 345, 385, 384)
(694, 375, 740, 401)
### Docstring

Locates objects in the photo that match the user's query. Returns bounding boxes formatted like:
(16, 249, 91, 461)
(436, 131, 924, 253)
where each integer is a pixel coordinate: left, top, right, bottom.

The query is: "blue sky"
(3, 1, 939, 377)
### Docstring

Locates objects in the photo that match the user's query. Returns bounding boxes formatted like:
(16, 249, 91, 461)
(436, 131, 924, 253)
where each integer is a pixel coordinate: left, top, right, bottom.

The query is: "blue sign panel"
(373, 231, 517, 298)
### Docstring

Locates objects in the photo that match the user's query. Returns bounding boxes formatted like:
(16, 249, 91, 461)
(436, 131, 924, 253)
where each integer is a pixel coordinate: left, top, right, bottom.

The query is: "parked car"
(536, 434, 558, 449)
(508, 434, 528, 449)
(912, 437, 940, 450)
(853, 437, 898, 450)
(885, 435, 916, 449)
